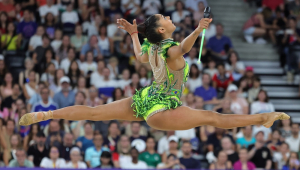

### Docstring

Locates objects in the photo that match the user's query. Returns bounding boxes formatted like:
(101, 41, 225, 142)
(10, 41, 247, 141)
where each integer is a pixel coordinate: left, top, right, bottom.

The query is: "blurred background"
(0, 0, 300, 169)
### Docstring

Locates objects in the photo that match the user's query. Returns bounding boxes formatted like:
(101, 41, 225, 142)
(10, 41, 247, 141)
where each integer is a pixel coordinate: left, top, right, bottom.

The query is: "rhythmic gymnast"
(19, 15, 289, 130)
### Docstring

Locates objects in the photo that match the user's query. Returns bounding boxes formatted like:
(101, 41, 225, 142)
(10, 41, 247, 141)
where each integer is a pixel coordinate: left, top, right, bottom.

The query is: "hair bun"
(137, 22, 146, 36)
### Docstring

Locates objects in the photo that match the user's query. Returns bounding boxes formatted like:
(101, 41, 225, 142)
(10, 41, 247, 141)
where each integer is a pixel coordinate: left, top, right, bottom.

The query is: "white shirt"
(118, 79, 131, 89)
(225, 61, 245, 72)
(29, 35, 42, 49)
(90, 71, 104, 86)
(204, 68, 218, 78)
(285, 134, 300, 152)
(119, 155, 132, 168)
(273, 152, 290, 170)
(61, 11, 79, 24)
(51, 40, 62, 52)
(60, 58, 72, 74)
(204, 24, 216, 40)
(175, 128, 196, 140)
(98, 0, 110, 9)
(122, 160, 148, 169)
(63, 161, 87, 169)
(157, 136, 169, 155)
(185, 57, 202, 69)
(40, 157, 66, 168)
(185, 0, 208, 11)
(121, 0, 141, 12)
(94, 79, 117, 88)
(80, 62, 97, 75)
(250, 101, 275, 115)
(39, 5, 59, 17)
(171, 10, 190, 23)
(142, 0, 161, 16)
(186, 76, 202, 93)
(252, 125, 271, 141)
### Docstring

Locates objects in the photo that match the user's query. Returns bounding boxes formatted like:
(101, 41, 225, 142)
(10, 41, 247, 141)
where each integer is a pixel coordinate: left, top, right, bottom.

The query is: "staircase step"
(243, 61, 280, 68)
(268, 91, 299, 97)
(270, 99, 300, 105)
(254, 68, 284, 75)
(274, 104, 300, 110)
(263, 86, 298, 92)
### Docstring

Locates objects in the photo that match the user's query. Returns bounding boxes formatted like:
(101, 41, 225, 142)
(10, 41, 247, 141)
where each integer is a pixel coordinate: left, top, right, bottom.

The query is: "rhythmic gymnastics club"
(198, 6, 211, 64)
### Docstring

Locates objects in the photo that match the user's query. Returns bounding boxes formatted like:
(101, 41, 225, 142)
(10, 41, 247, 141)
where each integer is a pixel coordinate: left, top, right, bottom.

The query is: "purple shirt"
(206, 35, 233, 53)
(194, 86, 217, 101)
(17, 21, 37, 39)
(233, 161, 256, 170)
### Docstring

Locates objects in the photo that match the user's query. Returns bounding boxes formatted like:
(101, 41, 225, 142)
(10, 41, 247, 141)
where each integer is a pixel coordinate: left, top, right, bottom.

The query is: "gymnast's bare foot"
(19, 111, 53, 126)
(262, 112, 290, 128)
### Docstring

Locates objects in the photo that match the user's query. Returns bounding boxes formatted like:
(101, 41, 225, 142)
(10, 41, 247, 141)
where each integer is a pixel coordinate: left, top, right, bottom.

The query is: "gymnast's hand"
(117, 18, 137, 35)
(196, 18, 213, 32)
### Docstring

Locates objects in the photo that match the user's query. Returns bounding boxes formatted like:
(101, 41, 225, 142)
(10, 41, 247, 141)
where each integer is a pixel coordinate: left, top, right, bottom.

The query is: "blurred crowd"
(0, 0, 299, 169)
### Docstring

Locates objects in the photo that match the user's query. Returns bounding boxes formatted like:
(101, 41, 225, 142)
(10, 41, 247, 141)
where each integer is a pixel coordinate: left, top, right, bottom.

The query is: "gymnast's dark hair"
(137, 15, 163, 44)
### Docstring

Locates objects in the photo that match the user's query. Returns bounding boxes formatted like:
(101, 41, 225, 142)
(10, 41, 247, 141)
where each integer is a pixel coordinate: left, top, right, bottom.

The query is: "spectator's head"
(36, 25, 45, 36)
(24, 57, 34, 71)
(216, 151, 228, 165)
(84, 122, 94, 135)
(189, 64, 200, 78)
(291, 123, 299, 136)
(261, 7, 272, 20)
(146, 136, 155, 151)
(109, 57, 118, 68)
(243, 126, 252, 137)
(123, 34, 132, 44)
(198, 1, 205, 11)
(49, 146, 59, 160)
(63, 133, 73, 146)
(131, 121, 141, 135)
(202, 73, 211, 86)
(28, 70, 36, 82)
(195, 96, 204, 109)
(49, 120, 60, 133)
(89, 35, 98, 47)
(75, 91, 86, 105)
(61, 35, 70, 47)
(279, 118, 292, 128)
(117, 135, 131, 154)
(86, 51, 94, 63)
(130, 147, 139, 160)
(66, 3, 73, 12)
(67, 47, 76, 60)
(245, 66, 254, 78)
(255, 131, 265, 143)
(6, 22, 15, 34)
(12, 83, 21, 96)
(221, 136, 233, 151)
(168, 135, 179, 150)
(75, 25, 83, 36)
(279, 142, 289, 154)
(238, 148, 248, 162)
(215, 128, 225, 135)
(108, 121, 119, 137)
(54, 29, 62, 40)
(138, 65, 148, 78)
(5, 119, 15, 132)
(208, 59, 216, 69)
(166, 154, 179, 166)
(10, 134, 21, 148)
(137, 14, 176, 44)
(46, 0, 54, 5)
(221, 98, 231, 111)
(4, 72, 13, 86)
(175, 0, 185, 11)
(23, 10, 31, 21)
(131, 73, 140, 86)
(45, 49, 55, 64)
(288, 17, 297, 29)
(256, 89, 269, 103)
(181, 141, 192, 157)
(68, 60, 80, 75)
(271, 129, 281, 141)
(287, 152, 299, 166)
(97, 60, 106, 72)
(217, 63, 225, 75)
(253, 77, 261, 88)
(0, 12, 8, 24)
(227, 51, 240, 65)
(183, 16, 193, 26)
(77, 76, 86, 88)
(99, 24, 107, 36)
(186, 92, 195, 105)
(16, 149, 27, 166)
(42, 34, 50, 47)
(29, 123, 40, 138)
(40, 87, 50, 101)
(15, 98, 25, 111)
(227, 84, 238, 99)
(59, 76, 71, 92)
(122, 69, 130, 80)
(100, 151, 112, 166)
(54, 69, 65, 86)
(70, 147, 80, 163)
(216, 23, 224, 36)
(36, 131, 46, 146)
(103, 68, 110, 79)
(93, 133, 103, 148)
(188, 46, 197, 59)
(37, 81, 46, 93)
(89, 86, 98, 99)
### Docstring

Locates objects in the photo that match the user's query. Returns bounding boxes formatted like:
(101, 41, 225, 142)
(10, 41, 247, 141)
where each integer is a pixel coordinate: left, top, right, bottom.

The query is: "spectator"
(213, 98, 233, 114)
(104, 0, 123, 22)
(0, 72, 13, 99)
(183, 92, 196, 109)
(98, 24, 114, 57)
(27, 82, 48, 110)
(273, 142, 290, 170)
(45, 120, 65, 147)
(195, 96, 204, 110)
(80, 51, 97, 76)
(107, 13, 125, 40)
(179, 141, 201, 169)
(41, 50, 58, 75)
(185, 0, 208, 12)
(107, 57, 119, 79)
(19, 58, 40, 87)
(56, 35, 71, 62)
(40, 146, 66, 168)
(185, 46, 199, 68)
(186, 64, 202, 93)
(285, 123, 300, 152)
(80, 35, 103, 60)
(22, 70, 38, 100)
(4, 133, 22, 162)
(138, 65, 151, 87)
(39, 0, 59, 20)
(86, 86, 103, 107)
(53, 76, 75, 109)
(283, 152, 300, 170)
(121, 0, 141, 19)
(85, 133, 110, 168)
(207, 128, 234, 152)
(8, 149, 34, 168)
(278, 119, 292, 139)
(248, 77, 261, 103)
(51, 29, 63, 51)
(129, 122, 147, 142)
(0, 55, 8, 85)
(213, 63, 233, 98)
(157, 154, 185, 169)
(138, 136, 161, 168)
(119, 34, 134, 58)
(73, 77, 89, 98)
(207, 23, 233, 61)
(32, 34, 54, 66)
(43, 13, 58, 40)
(171, 1, 190, 26)
(142, 0, 161, 17)
(227, 84, 249, 115)
(59, 133, 76, 161)
(236, 126, 256, 149)
(23, 123, 40, 151)
(76, 122, 94, 153)
(233, 148, 256, 170)
(122, 147, 147, 169)
(267, 130, 283, 153)
(248, 131, 272, 169)
(63, 147, 87, 169)
(162, 135, 182, 162)
(157, 131, 175, 155)
(251, 89, 274, 115)
(124, 73, 142, 97)
(95, 68, 117, 99)
(27, 131, 50, 167)
(242, 66, 255, 89)
(67, 61, 82, 88)
(113, 135, 131, 168)
(61, 4, 79, 25)
(84, 15, 103, 37)
(16, 9, 37, 42)
(252, 125, 272, 141)
(71, 25, 88, 53)
(204, 59, 218, 78)
(118, 69, 131, 90)
(90, 60, 105, 85)
(0, 12, 8, 35)
(1, 22, 22, 51)
(2, 83, 24, 110)
(103, 121, 120, 152)
(220, 136, 239, 164)
(28, 26, 45, 51)
(209, 151, 232, 170)
(96, 151, 114, 168)
(51, 69, 65, 93)
(225, 51, 245, 81)
(193, 1, 205, 26)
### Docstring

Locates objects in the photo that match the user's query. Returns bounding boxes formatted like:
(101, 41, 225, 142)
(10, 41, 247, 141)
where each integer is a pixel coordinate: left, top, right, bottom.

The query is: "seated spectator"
(43, 13, 58, 39)
(80, 51, 97, 76)
(40, 146, 66, 168)
(247, 77, 261, 103)
(31, 87, 57, 128)
(124, 73, 142, 97)
(56, 35, 71, 62)
(219, 136, 239, 164)
(22, 70, 38, 100)
(213, 63, 233, 98)
(138, 65, 151, 87)
(171, 1, 190, 27)
(71, 25, 88, 53)
(59, 133, 76, 161)
(4, 134, 22, 163)
(248, 131, 272, 169)
(236, 126, 256, 149)
(107, 13, 125, 41)
(67, 61, 82, 88)
(204, 59, 218, 78)
(225, 51, 245, 81)
(40, 63, 57, 93)
(0, 0, 15, 18)
(252, 125, 271, 141)
(27, 131, 49, 166)
(278, 119, 292, 139)
(95, 151, 114, 168)
(139, 136, 161, 168)
(86, 86, 103, 107)
(227, 84, 249, 115)
(118, 69, 131, 90)
(285, 123, 300, 152)
(61, 4, 79, 25)
(209, 151, 232, 170)
(113, 135, 131, 168)
(157, 154, 185, 169)
(194, 73, 218, 110)
(193, 1, 205, 27)
(28, 26, 44, 51)
(98, 25, 114, 57)
(16, 10, 37, 41)
(2, 83, 24, 110)
(233, 148, 256, 170)
(81, 35, 103, 60)
(206, 23, 233, 61)
(50, 29, 62, 52)
(1, 22, 22, 51)
(104, 1, 123, 23)
(76, 122, 94, 153)
(162, 135, 182, 162)
(122, 147, 147, 169)
(186, 64, 202, 93)
(23, 123, 40, 150)
(185, 0, 208, 13)
(129, 121, 147, 142)
(241, 66, 255, 89)
(63, 147, 87, 169)
(32, 34, 54, 66)
(45, 120, 65, 148)
(157, 131, 175, 155)
(83, 15, 103, 37)
(39, 0, 59, 20)
(103, 121, 120, 152)
(0, 12, 8, 35)
(179, 141, 201, 169)
(8, 149, 34, 168)
(282, 152, 299, 170)
(19, 58, 40, 87)
(237, 77, 248, 99)
(119, 34, 134, 58)
(185, 47, 200, 68)
(73, 77, 89, 98)
(183, 92, 196, 109)
(107, 57, 119, 79)
(207, 128, 234, 153)
(200, 125, 215, 143)
(90, 60, 106, 85)
(273, 142, 290, 170)
(95, 68, 117, 99)
(0, 72, 13, 100)
(266, 130, 282, 153)
(251, 90, 274, 115)
(213, 98, 233, 114)
(85, 133, 110, 168)
(142, 0, 161, 17)
(53, 76, 75, 109)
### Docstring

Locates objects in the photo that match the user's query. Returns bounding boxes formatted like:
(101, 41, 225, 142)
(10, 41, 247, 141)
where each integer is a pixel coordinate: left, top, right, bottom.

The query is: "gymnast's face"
(156, 14, 176, 35)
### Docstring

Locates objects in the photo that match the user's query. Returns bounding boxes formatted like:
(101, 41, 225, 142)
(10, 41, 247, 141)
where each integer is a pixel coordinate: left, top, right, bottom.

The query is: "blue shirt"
(236, 137, 256, 149)
(31, 100, 58, 128)
(80, 43, 102, 57)
(76, 136, 94, 152)
(179, 157, 201, 169)
(194, 86, 217, 101)
(28, 93, 52, 105)
(206, 35, 233, 53)
(53, 90, 75, 109)
(17, 21, 37, 39)
(85, 146, 110, 168)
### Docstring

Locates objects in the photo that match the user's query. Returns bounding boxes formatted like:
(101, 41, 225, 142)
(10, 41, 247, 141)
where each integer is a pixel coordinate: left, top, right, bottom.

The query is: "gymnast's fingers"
(118, 26, 125, 30)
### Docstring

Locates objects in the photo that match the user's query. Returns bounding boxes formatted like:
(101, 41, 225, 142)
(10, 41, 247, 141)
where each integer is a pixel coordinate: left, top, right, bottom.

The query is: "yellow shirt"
(1, 34, 18, 50)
